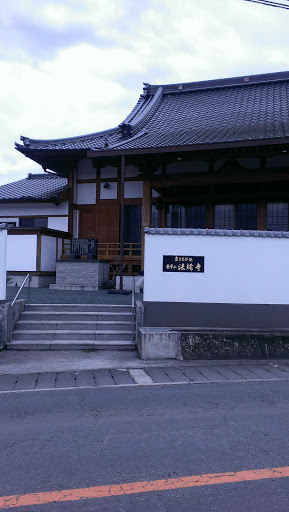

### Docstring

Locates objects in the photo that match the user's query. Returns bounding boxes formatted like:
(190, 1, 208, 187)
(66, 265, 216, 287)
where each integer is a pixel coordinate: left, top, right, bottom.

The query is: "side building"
(0, 173, 70, 287)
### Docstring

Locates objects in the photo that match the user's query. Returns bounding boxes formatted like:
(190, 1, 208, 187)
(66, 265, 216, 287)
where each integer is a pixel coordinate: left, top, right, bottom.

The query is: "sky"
(0, 0, 289, 185)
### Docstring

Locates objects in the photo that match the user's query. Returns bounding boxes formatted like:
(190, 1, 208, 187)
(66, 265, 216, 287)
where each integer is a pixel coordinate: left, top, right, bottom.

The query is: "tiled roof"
(15, 70, 289, 155)
(0, 173, 68, 201)
(145, 228, 289, 238)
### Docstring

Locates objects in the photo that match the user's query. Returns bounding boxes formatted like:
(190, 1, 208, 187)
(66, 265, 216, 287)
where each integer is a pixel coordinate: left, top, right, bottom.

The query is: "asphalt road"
(1, 380, 289, 511)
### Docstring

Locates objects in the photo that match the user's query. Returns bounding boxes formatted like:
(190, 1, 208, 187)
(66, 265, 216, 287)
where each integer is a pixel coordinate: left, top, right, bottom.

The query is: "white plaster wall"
(101, 166, 118, 178)
(77, 183, 96, 204)
(124, 181, 143, 198)
(47, 217, 68, 232)
(125, 165, 139, 177)
(0, 202, 68, 216)
(78, 158, 96, 179)
(144, 233, 289, 305)
(7, 235, 37, 271)
(40, 236, 57, 271)
(0, 227, 7, 300)
(0, 217, 19, 226)
(100, 182, 117, 199)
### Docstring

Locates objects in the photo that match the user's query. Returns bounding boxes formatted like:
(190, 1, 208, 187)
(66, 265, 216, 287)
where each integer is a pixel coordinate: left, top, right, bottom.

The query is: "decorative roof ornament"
(102, 136, 110, 149)
(20, 136, 30, 147)
(142, 83, 150, 96)
(119, 122, 132, 137)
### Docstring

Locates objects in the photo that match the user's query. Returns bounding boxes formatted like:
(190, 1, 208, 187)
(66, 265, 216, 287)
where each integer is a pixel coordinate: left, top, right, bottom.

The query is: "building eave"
(87, 136, 289, 159)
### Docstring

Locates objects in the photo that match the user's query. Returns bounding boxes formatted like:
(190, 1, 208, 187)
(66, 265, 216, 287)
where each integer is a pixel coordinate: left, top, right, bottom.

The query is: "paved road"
(1, 379, 289, 511)
(0, 361, 289, 392)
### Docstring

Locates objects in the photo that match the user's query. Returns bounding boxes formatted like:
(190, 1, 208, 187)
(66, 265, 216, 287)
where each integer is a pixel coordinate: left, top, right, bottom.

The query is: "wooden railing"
(98, 243, 142, 261)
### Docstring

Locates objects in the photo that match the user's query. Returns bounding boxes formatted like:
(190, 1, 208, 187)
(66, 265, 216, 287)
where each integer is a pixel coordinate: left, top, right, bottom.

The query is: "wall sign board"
(70, 238, 97, 256)
(163, 255, 204, 273)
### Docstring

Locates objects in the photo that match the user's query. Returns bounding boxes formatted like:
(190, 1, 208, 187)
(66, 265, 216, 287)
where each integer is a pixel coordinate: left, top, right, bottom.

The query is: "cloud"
(0, 0, 289, 185)
(0, 0, 125, 62)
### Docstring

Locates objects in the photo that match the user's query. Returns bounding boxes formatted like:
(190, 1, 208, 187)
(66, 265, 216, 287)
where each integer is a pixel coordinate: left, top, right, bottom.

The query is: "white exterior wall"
(0, 202, 68, 217)
(40, 236, 57, 271)
(78, 158, 96, 179)
(7, 235, 37, 271)
(47, 217, 68, 232)
(0, 217, 19, 226)
(76, 183, 96, 204)
(0, 226, 7, 300)
(100, 166, 118, 178)
(124, 181, 143, 198)
(100, 182, 117, 199)
(144, 232, 289, 305)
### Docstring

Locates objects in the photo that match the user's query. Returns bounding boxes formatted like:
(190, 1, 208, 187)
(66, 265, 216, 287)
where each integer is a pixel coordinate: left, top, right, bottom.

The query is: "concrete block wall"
(0, 300, 26, 349)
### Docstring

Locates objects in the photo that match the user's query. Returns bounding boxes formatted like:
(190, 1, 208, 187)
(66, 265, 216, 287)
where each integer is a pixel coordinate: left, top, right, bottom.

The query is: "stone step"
(16, 321, 131, 331)
(20, 311, 132, 322)
(6, 340, 136, 351)
(12, 330, 132, 341)
(24, 304, 132, 313)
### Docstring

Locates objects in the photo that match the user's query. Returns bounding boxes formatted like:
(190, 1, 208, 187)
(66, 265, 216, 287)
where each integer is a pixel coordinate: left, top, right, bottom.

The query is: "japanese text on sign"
(70, 239, 97, 256)
(163, 255, 204, 273)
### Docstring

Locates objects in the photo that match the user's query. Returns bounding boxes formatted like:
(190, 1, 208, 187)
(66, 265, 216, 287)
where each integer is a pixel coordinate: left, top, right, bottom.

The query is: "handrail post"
(11, 273, 30, 306)
(131, 275, 135, 342)
(27, 274, 31, 305)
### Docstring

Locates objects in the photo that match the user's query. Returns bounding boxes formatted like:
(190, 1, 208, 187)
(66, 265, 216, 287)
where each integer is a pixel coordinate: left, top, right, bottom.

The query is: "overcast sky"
(0, 0, 288, 185)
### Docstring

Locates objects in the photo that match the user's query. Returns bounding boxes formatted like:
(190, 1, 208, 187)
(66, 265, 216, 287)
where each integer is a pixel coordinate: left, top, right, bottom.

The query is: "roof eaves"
(87, 135, 289, 158)
(16, 126, 119, 149)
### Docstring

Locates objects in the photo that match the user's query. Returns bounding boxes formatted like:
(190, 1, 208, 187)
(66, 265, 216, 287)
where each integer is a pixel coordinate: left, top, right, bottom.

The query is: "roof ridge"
(147, 70, 289, 95)
(119, 86, 163, 136)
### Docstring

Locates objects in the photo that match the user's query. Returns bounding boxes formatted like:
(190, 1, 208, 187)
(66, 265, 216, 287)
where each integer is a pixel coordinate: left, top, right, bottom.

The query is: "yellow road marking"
(1, 465, 289, 509)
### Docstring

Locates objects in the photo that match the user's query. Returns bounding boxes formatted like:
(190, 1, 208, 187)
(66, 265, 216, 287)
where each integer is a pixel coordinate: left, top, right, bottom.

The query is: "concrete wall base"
(116, 276, 144, 293)
(7, 273, 56, 288)
(52, 260, 110, 290)
(137, 327, 289, 360)
(0, 299, 26, 349)
(180, 331, 289, 360)
(138, 328, 181, 359)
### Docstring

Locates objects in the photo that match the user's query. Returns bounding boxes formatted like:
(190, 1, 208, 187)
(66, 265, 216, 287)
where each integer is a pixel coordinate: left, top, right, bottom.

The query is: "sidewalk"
(1, 349, 289, 392)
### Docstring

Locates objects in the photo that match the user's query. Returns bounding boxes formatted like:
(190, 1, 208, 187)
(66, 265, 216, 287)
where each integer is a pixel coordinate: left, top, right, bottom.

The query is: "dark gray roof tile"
(0, 173, 68, 201)
(145, 227, 289, 238)
(16, 70, 289, 155)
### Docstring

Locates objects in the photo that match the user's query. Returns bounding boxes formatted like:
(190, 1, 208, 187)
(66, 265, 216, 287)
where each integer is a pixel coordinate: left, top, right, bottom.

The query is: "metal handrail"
(131, 276, 136, 342)
(11, 274, 31, 306)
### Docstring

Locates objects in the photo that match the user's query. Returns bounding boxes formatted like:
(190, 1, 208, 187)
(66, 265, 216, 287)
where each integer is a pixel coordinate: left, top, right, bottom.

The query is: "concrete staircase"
(7, 304, 136, 350)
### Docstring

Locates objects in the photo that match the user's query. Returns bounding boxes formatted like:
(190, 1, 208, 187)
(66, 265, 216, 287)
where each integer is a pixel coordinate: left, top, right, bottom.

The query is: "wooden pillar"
(258, 200, 266, 230)
(160, 201, 166, 227)
(207, 203, 214, 229)
(119, 156, 125, 290)
(142, 176, 152, 269)
(68, 168, 74, 234)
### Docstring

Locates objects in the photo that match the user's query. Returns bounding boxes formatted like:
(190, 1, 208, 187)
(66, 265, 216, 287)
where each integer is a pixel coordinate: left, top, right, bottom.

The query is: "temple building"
(13, 70, 289, 277)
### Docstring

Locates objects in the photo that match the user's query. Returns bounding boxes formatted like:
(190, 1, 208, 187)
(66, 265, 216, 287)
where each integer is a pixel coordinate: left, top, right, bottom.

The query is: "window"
(236, 204, 257, 230)
(166, 205, 206, 229)
(124, 206, 141, 243)
(214, 205, 234, 229)
(267, 202, 288, 231)
(19, 217, 48, 228)
(215, 204, 257, 230)
(151, 204, 160, 228)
